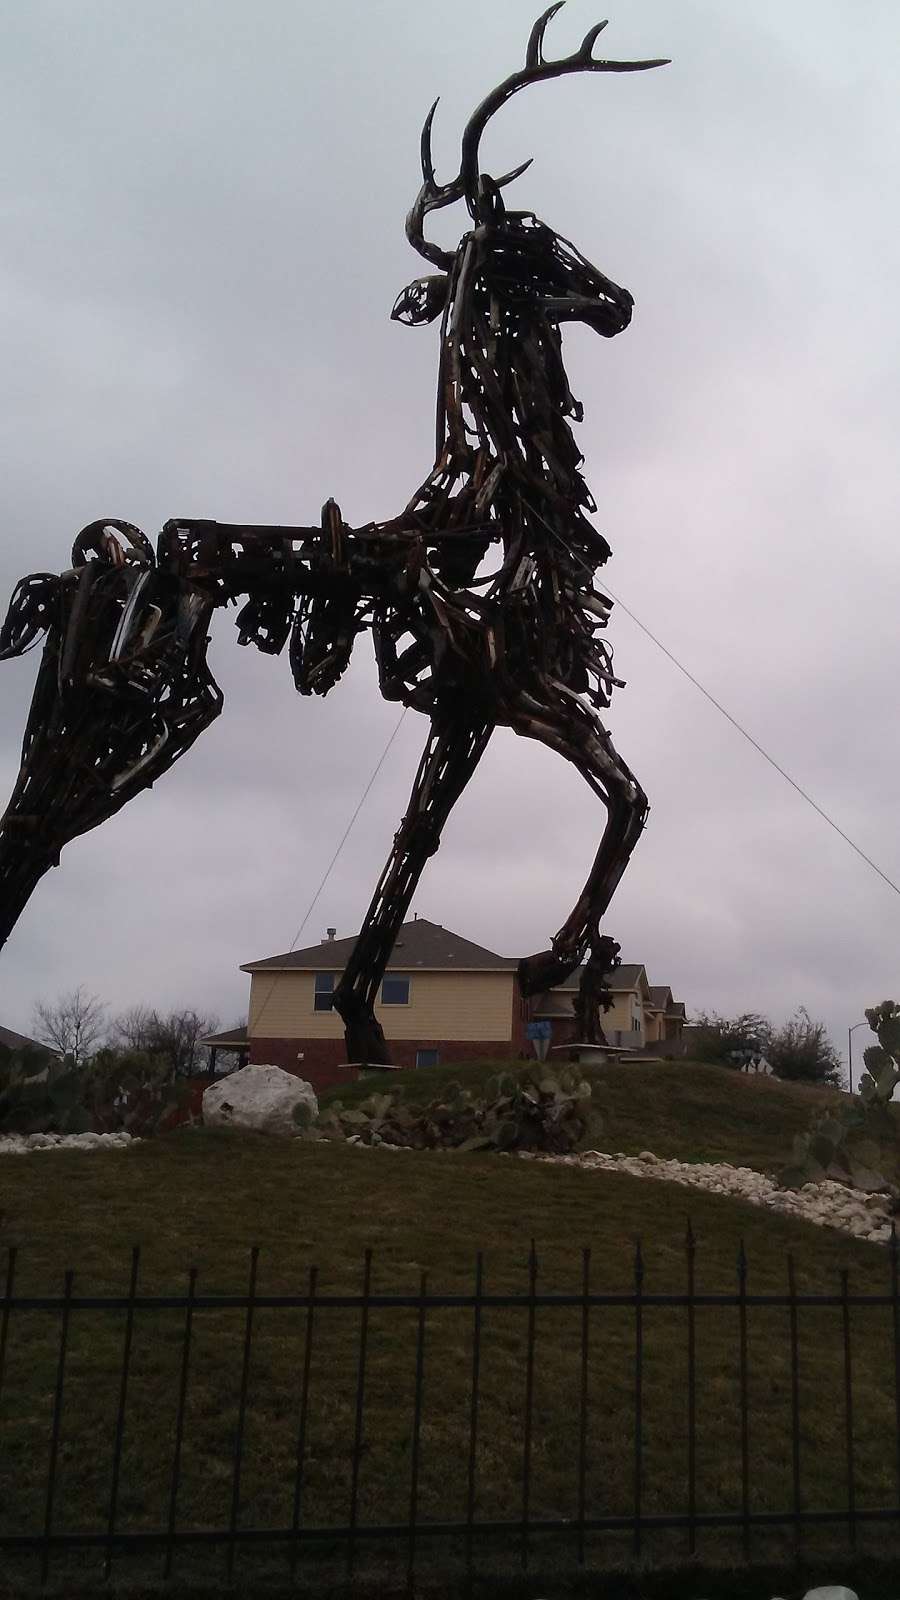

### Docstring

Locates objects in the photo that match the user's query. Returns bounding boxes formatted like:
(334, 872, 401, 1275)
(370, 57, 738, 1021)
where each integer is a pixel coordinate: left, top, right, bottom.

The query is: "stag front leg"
(505, 690, 648, 1038)
(332, 713, 494, 1065)
(0, 537, 222, 950)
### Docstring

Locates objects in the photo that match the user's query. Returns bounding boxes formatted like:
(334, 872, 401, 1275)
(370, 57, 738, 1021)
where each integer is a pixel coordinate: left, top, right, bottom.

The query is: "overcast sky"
(1, 0, 898, 1075)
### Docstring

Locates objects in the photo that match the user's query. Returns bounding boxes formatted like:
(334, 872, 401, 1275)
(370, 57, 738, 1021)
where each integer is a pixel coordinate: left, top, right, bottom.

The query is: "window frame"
(380, 974, 411, 1007)
(313, 972, 336, 1012)
(415, 1048, 439, 1069)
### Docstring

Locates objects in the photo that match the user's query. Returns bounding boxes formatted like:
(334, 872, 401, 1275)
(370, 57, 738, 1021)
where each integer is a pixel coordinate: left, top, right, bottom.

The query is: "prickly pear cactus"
(0, 1046, 94, 1136)
(317, 1067, 596, 1154)
(779, 1002, 900, 1193)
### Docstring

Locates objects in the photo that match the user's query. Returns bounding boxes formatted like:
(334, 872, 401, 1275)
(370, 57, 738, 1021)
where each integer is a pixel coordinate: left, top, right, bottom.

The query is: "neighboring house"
(197, 1028, 251, 1076)
(242, 919, 527, 1089)
(240, 918, 687, 1090)
(646, 987, 688, 1047)
(0, 1024, 52, 1056)
(531, 964, 653, 1052)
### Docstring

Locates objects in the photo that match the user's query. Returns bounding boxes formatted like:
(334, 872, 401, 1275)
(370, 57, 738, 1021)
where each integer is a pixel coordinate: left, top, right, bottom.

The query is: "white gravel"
(0, 1131, 136, 1154)
(517, 1148, 895, 1245)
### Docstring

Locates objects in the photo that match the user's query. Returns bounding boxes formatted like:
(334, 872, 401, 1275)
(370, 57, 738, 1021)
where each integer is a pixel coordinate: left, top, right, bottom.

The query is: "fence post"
(347, 1248, 372, 1580)
(737, 1239, 750, 1559)
(227, 1245, 259, 1581)
(41, 1268, 73, 1588)
(290, 1264, 318, 1580)
(521, 1240, 538, 1572)
(465, 1252, 483, 1579)
(164, 1266, 197, 1581)
(841, 1267, 856, 1550)
(787, 1254, 801, 1549)
(104, 1246, 140, 1581)
(577, 1246, 591, 1567)
(0, 1245, 17, 1460)
(633, 1238, 644, 1559)
(883, 1222, 890, 1510)
(407, 1269, 428, 1589)
(686, 1220, 696, 1556)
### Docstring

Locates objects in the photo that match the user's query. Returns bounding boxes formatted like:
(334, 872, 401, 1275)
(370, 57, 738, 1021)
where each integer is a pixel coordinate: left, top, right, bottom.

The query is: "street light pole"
(848, 1020, 868, 1095)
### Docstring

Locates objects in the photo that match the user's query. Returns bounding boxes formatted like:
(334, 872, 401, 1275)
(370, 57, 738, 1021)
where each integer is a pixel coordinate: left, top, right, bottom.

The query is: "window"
(381, 974, 410, 1006)
(314, 973, 335, 1012)
(415, 1049, 439, 1069)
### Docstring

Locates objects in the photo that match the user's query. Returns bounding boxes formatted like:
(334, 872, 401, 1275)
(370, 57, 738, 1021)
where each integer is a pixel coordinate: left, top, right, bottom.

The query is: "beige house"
(242, 919, 526, 1088)
(238, 918, 686, 1090)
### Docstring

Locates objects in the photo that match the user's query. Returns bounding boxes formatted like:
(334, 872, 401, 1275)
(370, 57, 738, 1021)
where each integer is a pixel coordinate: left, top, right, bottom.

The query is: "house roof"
(200, 1027, 249, 1050)
(548, 963, 647, 995)
(648, 986, 673, 1012)
(242, 924, 681, 1013)
(0, 1023, 51, 1055)
(242, 918, 520, 974)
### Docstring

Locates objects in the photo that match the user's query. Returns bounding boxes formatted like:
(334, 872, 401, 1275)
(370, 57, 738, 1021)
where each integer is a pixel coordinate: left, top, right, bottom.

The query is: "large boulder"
(202, 1065, 318, 1138)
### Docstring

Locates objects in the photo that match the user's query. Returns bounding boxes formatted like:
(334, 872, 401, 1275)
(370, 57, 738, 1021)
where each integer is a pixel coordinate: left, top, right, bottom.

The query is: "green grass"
(1, 1109, 899, 1593)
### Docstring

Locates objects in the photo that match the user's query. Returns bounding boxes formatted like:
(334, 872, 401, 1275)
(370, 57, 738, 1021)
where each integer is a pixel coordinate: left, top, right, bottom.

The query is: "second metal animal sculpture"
(0, 8, 666, 1064)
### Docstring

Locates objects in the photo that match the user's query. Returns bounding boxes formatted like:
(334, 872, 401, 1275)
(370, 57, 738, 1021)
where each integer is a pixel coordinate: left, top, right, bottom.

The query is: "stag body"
(0, 7, 665, 1066)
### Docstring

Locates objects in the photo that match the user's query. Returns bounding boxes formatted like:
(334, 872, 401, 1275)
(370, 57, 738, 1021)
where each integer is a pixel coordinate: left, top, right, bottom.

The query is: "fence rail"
(1, 1229, 899, 1586)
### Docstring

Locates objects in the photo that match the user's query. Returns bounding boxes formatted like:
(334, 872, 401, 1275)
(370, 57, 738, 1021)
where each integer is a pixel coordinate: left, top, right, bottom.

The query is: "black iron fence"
(2, 1228, 900, 1587)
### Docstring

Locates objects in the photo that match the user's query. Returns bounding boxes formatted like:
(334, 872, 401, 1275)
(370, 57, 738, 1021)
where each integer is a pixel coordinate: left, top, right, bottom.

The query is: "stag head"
(392, 5, 667, 334)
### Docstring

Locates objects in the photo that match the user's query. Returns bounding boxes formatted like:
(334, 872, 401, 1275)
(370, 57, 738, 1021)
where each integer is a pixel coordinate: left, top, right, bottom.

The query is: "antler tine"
(579, 20, 610, 60)
(526, 2, 567, 69)
(406, 97, 532, 265)
(420, 98, 441, 190)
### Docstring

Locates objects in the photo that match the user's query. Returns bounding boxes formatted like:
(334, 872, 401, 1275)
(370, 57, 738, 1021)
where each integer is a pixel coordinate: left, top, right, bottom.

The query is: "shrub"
(691, 1011, 770, 1069)
(767, 1007, 841, 1086)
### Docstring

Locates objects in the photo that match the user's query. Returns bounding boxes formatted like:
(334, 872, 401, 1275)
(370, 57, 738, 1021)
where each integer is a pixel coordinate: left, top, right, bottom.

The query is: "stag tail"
(405, 6, 668, 261)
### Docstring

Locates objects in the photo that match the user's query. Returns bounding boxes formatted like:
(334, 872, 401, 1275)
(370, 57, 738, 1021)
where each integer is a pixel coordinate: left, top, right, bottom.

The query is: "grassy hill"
(323, 1057, 869, 1173)
(1, 1062, 898, 1594)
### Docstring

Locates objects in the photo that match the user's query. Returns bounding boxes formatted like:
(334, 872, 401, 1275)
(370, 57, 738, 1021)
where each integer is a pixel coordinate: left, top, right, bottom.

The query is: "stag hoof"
(342, 1014, 393, 1069)
(517, 946, 581, 997)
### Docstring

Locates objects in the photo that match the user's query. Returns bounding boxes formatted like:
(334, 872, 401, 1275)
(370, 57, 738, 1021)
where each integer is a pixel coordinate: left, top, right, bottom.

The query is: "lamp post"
(848, 1020, 868, 1095)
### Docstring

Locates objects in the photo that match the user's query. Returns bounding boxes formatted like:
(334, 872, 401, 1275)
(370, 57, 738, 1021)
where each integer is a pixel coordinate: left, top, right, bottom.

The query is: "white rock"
(523, 1144, 896, 1244)
(0, 1130, 135, 1154)
(202, 1064, 317, 1139)
(801, 1587, 859, 1600)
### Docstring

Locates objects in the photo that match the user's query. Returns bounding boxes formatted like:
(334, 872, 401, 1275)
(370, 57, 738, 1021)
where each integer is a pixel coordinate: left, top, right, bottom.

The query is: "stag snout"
(542, 275, 634, 338)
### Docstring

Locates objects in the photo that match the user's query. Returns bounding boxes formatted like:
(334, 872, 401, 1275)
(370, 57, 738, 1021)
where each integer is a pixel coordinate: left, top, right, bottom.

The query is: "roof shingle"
(242, 918, 519, 974)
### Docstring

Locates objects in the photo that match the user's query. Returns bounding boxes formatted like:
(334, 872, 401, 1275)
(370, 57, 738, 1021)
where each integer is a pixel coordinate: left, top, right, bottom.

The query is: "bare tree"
(144, 1009, 219, 1078)
(32, 987, 106, 1065)
(108, 1004, 156, 1053)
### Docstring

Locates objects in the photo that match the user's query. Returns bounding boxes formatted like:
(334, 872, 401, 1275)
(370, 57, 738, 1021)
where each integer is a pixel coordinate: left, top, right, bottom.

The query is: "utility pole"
(847, 1019, 867, 1095)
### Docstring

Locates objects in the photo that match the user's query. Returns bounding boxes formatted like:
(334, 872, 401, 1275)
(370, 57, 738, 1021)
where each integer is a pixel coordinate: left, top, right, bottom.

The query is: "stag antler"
(406, 100, 531, 268)
(406, 7, 668, 262)
(460, 5, 669, 217)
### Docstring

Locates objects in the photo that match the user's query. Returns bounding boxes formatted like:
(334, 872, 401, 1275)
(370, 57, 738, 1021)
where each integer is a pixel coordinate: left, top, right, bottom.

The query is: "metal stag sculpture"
(0, 8, 666, 1065)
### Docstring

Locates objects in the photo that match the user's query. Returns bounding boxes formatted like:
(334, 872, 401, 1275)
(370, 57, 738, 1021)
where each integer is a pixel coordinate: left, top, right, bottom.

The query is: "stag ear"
(391, 273, 449, 326)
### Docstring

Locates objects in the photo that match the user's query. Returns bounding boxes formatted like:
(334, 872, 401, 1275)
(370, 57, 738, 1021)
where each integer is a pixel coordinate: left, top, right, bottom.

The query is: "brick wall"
(249, 1034, 527, 1093)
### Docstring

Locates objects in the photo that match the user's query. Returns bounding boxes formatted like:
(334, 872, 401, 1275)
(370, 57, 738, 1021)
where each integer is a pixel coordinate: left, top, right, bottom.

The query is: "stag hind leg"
(503, 687, 648, 1039)
(332, 712, 494, 1065)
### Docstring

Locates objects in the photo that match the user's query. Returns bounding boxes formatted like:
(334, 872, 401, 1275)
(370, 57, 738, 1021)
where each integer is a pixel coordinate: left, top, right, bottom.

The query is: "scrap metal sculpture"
(0, 8, 666, 1064)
